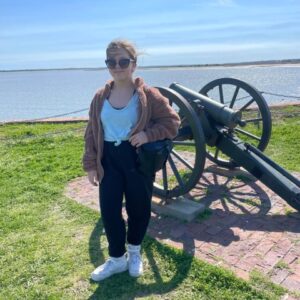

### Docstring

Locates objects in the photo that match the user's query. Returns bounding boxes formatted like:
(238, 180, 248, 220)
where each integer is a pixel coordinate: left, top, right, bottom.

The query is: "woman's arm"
(144, 87, 181, 142)
(82, 94, 98, 172)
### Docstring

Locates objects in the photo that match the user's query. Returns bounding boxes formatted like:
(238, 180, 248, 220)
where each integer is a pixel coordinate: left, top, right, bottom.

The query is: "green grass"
(265, 116, 300, 171)
(274, 260, 290, 271)
(0, 118, 297, 299)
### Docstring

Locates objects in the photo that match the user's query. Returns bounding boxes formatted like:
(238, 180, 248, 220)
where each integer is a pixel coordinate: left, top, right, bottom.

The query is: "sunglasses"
(105, 58, 135, 69)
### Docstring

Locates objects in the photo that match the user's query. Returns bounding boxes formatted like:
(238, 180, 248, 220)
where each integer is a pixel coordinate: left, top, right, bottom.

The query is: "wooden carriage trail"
(65, 161, 300, 296)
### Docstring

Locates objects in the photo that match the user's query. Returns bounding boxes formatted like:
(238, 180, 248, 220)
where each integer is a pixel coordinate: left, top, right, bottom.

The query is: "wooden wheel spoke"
(214, 148, 220, 159)
(234, 128, 261, 141)
(162, 164, 168, 191)
(219, 84, 224, 104)
(168, 155, 184, 187)
(243, 117, 263, 123)
(239, 98, 255, 112)
(171, 150, 194, 170)
(230, 86, 240, 108)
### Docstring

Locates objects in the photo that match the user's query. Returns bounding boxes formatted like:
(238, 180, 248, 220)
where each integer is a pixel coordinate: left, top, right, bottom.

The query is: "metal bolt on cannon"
(153, 78, 300, 212)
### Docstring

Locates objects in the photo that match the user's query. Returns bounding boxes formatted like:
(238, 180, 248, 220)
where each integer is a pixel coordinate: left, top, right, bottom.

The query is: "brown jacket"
(82, 77, 181, 183)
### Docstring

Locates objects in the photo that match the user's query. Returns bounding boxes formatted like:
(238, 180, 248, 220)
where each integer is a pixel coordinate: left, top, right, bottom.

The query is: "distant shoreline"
(2, 102, 299, 124)
(1, 59, 300, 72)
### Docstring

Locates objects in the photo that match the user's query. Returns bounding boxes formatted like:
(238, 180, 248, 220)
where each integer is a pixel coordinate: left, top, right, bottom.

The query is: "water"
(0, 65, 299, 122)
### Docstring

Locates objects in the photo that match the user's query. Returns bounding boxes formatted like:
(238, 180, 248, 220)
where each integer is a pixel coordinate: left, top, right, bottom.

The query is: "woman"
(83, 39, 180, 281)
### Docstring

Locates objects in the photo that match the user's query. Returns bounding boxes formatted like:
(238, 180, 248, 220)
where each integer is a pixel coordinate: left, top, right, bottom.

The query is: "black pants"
(100, 141, 154, 257)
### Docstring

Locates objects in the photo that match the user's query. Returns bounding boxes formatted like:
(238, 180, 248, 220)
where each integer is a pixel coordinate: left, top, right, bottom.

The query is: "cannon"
(152, 78, 300, 212)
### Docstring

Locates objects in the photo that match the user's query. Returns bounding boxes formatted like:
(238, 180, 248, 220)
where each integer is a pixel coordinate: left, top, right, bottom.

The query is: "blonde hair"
(106, 39, 138, 62)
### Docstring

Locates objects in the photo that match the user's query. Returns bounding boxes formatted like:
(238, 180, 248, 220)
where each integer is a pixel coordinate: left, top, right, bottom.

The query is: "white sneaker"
(91, 255, 128, 281)
(128, 244, 143, 277)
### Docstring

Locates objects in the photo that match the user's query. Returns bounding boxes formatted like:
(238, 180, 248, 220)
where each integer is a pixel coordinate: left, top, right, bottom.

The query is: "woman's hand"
(87, 170, 99, 186)
(129, 131, 148, 147)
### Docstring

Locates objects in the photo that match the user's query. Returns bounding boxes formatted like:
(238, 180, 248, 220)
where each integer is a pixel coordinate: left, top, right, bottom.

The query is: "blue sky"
(1, 0, 300, 70)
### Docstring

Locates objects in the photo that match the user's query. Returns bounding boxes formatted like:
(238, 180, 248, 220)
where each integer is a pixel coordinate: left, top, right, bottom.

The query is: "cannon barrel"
(215, 129, 300, 210)
(170, 83, 243, 129)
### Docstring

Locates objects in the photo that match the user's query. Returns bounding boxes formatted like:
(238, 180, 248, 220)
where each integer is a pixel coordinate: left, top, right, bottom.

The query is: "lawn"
(0, 111, 299, 299)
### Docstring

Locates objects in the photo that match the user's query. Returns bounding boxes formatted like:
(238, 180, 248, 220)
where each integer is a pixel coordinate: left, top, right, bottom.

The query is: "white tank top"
(100, 92, 139, 146)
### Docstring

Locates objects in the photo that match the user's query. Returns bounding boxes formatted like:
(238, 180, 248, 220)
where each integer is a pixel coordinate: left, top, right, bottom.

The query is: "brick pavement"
(64, 163, 300, 296)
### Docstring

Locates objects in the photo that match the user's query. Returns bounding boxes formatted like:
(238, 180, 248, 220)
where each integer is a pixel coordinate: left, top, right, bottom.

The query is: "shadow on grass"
(88, 219, 193, 300)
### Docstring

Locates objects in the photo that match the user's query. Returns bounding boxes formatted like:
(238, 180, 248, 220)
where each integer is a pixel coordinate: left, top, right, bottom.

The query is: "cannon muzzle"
(170, 83, 242, 129)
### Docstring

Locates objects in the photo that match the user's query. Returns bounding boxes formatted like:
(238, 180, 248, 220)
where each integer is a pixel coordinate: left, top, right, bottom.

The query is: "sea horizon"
(1, 58, 300, 73)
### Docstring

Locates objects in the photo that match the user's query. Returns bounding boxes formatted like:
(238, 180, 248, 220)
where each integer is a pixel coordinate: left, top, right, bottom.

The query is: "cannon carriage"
(152, 78, 300, 212)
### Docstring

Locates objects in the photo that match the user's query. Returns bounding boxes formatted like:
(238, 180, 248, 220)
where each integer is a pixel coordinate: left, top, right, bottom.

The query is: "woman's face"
(106, 47, 136, 82)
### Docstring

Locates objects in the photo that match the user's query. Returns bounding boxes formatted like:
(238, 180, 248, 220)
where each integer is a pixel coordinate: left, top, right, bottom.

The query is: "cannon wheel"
(153, 87, 206, 198)
(200, 78, 272, 168)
